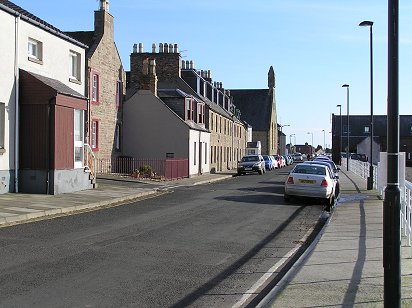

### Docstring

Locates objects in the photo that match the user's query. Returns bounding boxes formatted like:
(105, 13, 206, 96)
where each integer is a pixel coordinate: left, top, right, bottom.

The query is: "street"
(0, 165, 327, 307)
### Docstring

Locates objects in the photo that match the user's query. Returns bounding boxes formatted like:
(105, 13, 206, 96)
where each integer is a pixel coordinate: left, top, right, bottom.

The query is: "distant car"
(262, 155, 274, 171)
(237, 155, 266, 175)
(273, 155, 285, 168)
(284, 163, 337, 209)
(271, 155, 279, 169)
(351, 153, 368, 162)
(284, 155, 293, 165)
(292, 153, 303, 162)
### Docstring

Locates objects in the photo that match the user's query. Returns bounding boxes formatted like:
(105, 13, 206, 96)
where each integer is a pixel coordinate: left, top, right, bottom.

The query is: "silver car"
(237, 155, 266, 175)
(284, 163, 336, 208)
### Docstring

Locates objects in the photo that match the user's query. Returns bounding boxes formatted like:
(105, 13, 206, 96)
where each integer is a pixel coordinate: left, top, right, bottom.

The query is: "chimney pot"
(185, 60, 189, 69)
(207, 70, 211, 79)
(174, 43, 179, 53)
(138, 43, 143, 53)
(181, 60, 186, 69)
(152, 43, 156, 53)
(190, 60, 194, 69)
(164, 43, 169, 53)
(159, 43, 163, 53)
(133, 43, 137, 53)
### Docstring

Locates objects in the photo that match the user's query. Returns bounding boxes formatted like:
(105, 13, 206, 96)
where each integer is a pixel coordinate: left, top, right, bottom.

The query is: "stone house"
(126, 43, 248, 174)
(181, 63, 248, 172)
(123, 45, 210, 177)
(0, 0, 92, 194)
(67, 0, 126, 164)
(229, 67, 278, 155)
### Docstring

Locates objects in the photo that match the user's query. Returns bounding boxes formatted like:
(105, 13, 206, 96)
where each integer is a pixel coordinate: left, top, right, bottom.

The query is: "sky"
(11, 0, 412, 149)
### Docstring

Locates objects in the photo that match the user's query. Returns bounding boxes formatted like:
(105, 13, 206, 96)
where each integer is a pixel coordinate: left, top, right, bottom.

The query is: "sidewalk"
(259, 170, 412, 307)
(0, 172, 235, 227)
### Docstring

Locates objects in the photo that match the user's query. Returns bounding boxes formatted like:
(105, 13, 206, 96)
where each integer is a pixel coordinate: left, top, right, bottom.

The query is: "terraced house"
(0, 0, 92, 194)
(124, 43, 248, 176)
(67, 0, 126, 165)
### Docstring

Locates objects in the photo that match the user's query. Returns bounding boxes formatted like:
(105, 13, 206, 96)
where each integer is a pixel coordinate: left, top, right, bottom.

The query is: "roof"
(22, 70, 86, 100)
(229, 89, 274, 131)
(64, 31, 95, 47)
(0, 0, 87, 48)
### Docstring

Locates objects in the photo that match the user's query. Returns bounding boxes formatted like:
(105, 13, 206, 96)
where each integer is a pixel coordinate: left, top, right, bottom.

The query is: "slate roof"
(22, 70, 86, 100)
(0, 0, 87, 48)
(229, 89, 273, 131)
(65, 31, 95, 47)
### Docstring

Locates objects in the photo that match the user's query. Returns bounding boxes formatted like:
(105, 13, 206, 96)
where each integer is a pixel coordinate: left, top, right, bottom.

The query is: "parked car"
(351, 153, 368, 162)
(262, 155, 275, 171)
(273, 155, 285, 168)
(301, 160, 340, 197)
(292, 152, 303, 162)
(237, 155, 266, 175)
(284, 163, 337, 210)
(284, 155, 293, 165)
(271, 155, 279, 169)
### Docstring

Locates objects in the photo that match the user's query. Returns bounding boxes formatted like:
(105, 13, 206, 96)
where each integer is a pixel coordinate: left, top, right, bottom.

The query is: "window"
(197, 103, 204, 124)
(115, 123, 121, 151)
(0, 103, 5, 151)
(116, 80, 122, 109)
(364, 126, 370, 133)
(186, 98, 194, 121)
(194, 142, 197, 165)
(69, 50, 81, 82)
(28, 38, 42, 63)
(91, 120, 99, 151)
(74, 110, 84, 168)
(91, 73, 99, 103)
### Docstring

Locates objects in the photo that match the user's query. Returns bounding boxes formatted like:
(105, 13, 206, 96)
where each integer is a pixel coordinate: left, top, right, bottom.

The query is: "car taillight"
(321, 179, 328, 187)
(287, 176, 294, 184)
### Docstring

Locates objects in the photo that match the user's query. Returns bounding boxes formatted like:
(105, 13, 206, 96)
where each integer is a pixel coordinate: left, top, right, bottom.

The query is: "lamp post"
(336, 104, 342, 164)
(342, 84, 349, 171)
(322, 129, 326, 153)
(359, 20, 374, 190)
(289, 134, 296, 152)
(307, 132, 313, 157)
(279, 124, 290, 155)
(384, 1, 401, 306)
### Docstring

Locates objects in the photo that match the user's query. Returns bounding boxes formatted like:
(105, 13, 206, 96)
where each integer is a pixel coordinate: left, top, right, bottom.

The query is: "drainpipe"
(14, 15, 20, 192)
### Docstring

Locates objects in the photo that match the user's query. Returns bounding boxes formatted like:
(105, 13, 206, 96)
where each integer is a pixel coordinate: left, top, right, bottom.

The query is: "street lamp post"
(360, 20, 374, 190)
(342, 84, 350, 171)
(289, 134, 296, 152)
(384, 1, 401, 306)
(322, 129, 326, 153)
(307, 132, 313, 157)
(336, 104, 342, 164)
(279, 124, 290, 155)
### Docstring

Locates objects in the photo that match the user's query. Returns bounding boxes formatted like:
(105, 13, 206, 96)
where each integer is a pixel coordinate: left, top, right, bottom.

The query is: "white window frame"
(91, 73, 99, 103)
(69, 50, 81, 81)
(28, 38, 43, 62)
(74, 109, 84, 168)
(91, 120, 99, 150)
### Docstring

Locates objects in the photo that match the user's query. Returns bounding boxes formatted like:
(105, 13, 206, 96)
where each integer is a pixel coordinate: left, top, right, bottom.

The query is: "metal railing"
(341, 157, 412, 256)
(96, 157, 189, 180)
(402, 181, 412, 256)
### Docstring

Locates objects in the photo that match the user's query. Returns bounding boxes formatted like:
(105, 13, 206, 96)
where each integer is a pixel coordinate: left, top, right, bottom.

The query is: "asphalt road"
(0, 165, 327, 308)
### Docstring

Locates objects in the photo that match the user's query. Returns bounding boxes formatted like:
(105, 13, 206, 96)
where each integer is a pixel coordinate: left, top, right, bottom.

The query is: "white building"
(0, 1, 91, 194)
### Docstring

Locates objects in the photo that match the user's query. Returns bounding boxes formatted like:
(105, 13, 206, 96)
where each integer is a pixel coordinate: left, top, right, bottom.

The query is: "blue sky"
(12, 0, 412, 148)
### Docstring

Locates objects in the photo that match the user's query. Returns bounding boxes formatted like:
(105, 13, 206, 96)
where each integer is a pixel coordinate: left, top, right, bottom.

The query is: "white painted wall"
(17, 19, 86, 95)
(0, 10, 16, 174)
(189, 129, 210, 176)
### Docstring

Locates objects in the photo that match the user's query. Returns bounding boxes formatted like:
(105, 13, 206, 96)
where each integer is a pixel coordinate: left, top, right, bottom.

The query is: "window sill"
(28, 57, 43, 65)
(69, 78, 82, 85)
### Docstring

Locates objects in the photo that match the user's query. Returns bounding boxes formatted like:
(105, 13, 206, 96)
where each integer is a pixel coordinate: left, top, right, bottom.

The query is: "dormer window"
(185, 98, 194, 121)
(197, 103, 205, 124)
